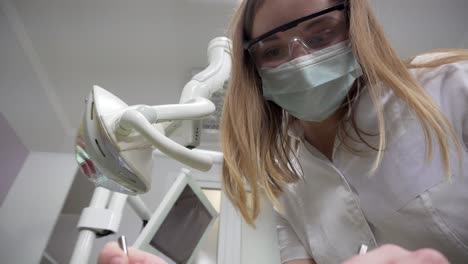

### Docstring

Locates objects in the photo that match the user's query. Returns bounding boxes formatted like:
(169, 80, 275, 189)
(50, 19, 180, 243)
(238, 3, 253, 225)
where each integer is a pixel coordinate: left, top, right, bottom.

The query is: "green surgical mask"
(259, 41, 362, 122)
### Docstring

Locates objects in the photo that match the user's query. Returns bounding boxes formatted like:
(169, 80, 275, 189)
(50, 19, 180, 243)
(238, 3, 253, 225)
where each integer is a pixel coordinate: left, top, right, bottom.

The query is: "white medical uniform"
(276, 56, 468, 264)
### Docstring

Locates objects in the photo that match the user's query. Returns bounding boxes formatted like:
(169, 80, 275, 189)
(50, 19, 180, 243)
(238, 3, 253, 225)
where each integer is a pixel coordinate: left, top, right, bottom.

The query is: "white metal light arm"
(115, 97, 216, 132)
(117, 108, 213, 172)
(153, 97, 217, 122)
(163, 37, 232, 147)
(179, 37, 232, 104)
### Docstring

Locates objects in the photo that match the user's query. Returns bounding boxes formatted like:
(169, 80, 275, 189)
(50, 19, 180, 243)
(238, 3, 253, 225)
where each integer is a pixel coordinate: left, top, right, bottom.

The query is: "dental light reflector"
(75, 86, 151, 195)
(75, 85, 217, 195)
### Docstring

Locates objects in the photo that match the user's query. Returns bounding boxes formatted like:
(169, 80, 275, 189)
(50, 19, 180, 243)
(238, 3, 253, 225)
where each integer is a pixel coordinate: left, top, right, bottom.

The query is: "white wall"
(462, 32, 468, 48)
(372, 0, 468, 58)
(0, 5, 75, 153)
(0, 152, 76, 264)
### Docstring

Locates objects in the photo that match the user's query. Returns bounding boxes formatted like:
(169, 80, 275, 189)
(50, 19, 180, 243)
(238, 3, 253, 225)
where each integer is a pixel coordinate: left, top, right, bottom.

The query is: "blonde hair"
(220, 0, 468, 225)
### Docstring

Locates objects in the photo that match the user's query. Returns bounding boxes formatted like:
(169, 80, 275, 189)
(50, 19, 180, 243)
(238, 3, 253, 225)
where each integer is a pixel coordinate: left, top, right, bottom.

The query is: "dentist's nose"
(288, 38, 310, 60)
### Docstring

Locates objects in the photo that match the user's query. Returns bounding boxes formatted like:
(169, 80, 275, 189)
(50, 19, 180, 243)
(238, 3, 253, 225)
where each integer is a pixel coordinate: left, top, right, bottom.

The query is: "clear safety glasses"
(244, 2, 348, 68)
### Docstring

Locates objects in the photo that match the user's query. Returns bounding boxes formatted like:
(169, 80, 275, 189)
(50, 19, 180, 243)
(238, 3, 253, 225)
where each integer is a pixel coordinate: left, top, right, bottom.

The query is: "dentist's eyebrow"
(260, 34, 281, 44)
(302, 16, 337, 31)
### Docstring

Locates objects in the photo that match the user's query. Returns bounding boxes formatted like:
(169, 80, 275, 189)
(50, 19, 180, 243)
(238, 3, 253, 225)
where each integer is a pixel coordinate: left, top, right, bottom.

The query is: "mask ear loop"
(344, 82, 360, 120)
(345, 92, 353, 119)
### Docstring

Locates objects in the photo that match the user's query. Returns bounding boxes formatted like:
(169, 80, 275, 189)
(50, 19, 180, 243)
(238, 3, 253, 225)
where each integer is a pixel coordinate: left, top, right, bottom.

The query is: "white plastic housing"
(76, 86, 151, 195)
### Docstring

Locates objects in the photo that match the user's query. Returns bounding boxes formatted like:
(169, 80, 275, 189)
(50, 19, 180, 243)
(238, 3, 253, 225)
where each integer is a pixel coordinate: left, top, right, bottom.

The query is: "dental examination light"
(75, 37, 232, 195)
(70, 37, 231, 264)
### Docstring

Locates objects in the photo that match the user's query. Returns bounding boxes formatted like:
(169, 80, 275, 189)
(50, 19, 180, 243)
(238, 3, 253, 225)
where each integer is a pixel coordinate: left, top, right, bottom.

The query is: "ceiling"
(1, 0, 467, 153)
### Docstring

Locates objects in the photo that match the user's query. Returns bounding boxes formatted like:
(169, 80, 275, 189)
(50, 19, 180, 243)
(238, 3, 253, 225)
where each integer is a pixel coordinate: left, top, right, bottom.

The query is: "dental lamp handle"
(116, 97, 215, 126)
(151, 97, 216, 122)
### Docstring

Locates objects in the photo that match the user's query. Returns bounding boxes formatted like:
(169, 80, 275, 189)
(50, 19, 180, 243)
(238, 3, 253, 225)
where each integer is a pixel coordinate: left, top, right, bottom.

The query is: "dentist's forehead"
(251, 0, 332, 39)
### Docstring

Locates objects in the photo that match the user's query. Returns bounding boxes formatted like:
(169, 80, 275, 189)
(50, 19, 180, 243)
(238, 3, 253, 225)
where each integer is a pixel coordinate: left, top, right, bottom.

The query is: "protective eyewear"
(244, 2, 348, 68)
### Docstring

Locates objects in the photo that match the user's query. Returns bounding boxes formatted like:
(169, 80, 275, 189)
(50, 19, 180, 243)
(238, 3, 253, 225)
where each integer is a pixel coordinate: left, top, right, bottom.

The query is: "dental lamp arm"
(124, 37, 231, 145)
(118, 108, 213, 171)
(179, 37, 232, 104)
(163, 37, 232, 146)
(116, 97, 216, 135)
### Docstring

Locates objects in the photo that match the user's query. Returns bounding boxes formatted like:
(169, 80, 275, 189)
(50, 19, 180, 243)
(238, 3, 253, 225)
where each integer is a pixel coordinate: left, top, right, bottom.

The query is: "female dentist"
(99, 0, 468, 263)
(220, 0, 468, 263)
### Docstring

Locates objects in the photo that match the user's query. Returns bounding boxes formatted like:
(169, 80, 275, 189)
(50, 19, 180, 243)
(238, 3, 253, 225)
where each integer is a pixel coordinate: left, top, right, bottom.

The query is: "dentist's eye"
(307, 29, 334, 49)
(262, 47, 285, 59)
